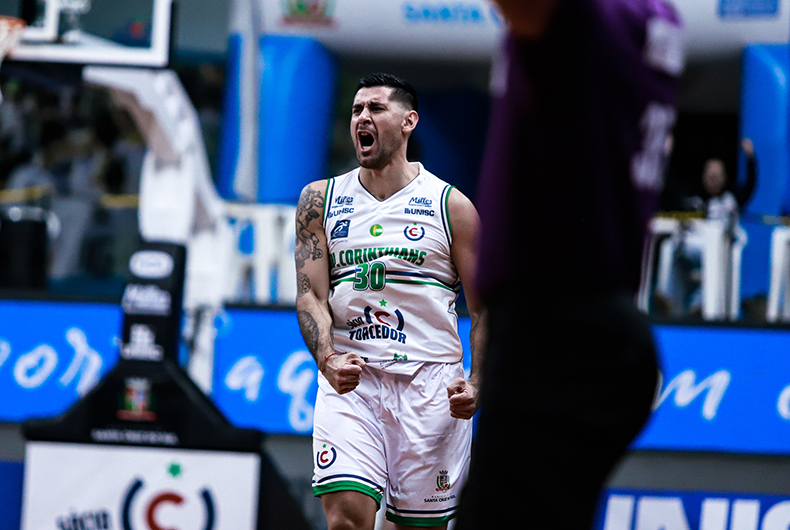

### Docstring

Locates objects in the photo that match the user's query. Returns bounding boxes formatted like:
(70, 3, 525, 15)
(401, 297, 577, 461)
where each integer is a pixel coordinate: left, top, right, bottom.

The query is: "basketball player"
(295, 73, 486, 530)
(455, 1, 683, 529)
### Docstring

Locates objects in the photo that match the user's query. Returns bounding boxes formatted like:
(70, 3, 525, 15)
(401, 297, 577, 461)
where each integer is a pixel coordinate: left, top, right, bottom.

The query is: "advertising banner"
(21, 441, 260, 530)
(596, 488, 790, 530)
(253, 0, 790, 61)
(259, 0, 505, 59)
(0, 299, 121, 422)
(632, 324, 790, 454)
(211, 306, 472, 435)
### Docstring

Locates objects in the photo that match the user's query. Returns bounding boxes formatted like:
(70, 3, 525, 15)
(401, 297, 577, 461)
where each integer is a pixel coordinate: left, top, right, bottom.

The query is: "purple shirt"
(476, 0, 683, 298)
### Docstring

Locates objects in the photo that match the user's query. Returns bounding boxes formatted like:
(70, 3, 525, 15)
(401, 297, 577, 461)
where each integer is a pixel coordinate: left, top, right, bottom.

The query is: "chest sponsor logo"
(333, 195, 353, 207)
(327, 207, 353, 220)
(409, 197, 433, 207)
(404, 223, 425, 241)
(345, 304, 407, 345)
(406, 197, 435, 216)
(331, 219, 350, 240)
(370, 224, 384, 237)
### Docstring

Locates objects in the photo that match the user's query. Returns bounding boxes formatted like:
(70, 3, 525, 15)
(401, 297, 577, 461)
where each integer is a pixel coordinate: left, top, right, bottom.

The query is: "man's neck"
(359, 157, 419, 201)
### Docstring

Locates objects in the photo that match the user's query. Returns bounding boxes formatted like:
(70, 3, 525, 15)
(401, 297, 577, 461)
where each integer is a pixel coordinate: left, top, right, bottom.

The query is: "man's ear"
(402, 110, 419, 134)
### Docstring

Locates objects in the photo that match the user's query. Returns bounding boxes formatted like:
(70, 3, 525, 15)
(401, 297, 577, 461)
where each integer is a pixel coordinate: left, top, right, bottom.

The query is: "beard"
(356, 137, 399, 170)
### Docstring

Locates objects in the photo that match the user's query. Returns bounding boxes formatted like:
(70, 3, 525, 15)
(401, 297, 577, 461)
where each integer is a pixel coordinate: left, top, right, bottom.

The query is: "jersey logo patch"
(331, 220, 350, 240)
(409, 197, 433, 207)
(404, 223, 425, 241)
(317, 444, 337, 469)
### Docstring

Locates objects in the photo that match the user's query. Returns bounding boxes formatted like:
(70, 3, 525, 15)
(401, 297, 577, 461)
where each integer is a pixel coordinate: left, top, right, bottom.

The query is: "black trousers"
(455, 291, 658, 530)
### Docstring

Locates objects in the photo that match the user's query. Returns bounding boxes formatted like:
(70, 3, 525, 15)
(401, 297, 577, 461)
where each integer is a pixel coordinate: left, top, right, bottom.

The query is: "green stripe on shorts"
(386, 512, 455, 528)
(313, 480, 383, 505)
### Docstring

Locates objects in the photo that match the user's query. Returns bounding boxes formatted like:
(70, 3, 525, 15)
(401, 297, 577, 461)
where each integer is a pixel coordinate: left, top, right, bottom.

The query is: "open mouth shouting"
(357, 130, 376, 154)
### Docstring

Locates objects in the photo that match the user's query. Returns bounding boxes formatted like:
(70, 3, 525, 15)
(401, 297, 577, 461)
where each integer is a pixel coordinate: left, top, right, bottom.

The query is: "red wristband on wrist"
(320, 352, 339, 373)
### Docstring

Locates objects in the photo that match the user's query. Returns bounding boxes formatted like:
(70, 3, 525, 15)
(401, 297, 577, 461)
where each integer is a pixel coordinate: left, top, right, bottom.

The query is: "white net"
(0, 16, 26, 104)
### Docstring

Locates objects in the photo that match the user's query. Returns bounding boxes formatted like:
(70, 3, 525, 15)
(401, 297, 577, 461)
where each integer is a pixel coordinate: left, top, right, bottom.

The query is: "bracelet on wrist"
(320, 352, 339, 373)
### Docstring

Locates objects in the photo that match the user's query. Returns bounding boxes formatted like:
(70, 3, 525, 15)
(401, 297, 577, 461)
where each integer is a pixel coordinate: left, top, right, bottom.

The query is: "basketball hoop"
(0, 16, 26, 104)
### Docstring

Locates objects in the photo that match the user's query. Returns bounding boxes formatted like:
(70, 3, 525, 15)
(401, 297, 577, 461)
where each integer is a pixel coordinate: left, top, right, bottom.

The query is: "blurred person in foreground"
(455, 1, 683, 529)
(295, 73, 485, 530)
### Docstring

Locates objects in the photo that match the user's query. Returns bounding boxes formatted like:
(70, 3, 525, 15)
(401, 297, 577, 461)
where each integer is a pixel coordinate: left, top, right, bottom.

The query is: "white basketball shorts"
(312, 361, 472, 527)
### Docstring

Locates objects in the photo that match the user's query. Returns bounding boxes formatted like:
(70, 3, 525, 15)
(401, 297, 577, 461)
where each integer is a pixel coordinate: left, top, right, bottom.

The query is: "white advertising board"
(257, 0, 790, 61)
(260, 0, 505, 60)
(21, 442, 260, 530)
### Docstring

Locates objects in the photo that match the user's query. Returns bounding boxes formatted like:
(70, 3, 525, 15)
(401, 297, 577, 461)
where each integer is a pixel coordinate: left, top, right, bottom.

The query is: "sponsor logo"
(404, 207, 435, 217)
(409, 197, 433, 207)
(282, 0, 335, 26)
(122, 284, 172, 316)
(654, 369, 730, 420)
(424, 495, 456, 503)
(56, 509, 112, 530)
(90, 429, 178, 446)
(346, 305, 407, 344)
(403, 2, 487, 24)
(436, 470, 451, 492)
(330, 247, 426, 268)
(334, 196, 353, 207)
(129, 250, 174, 280)
(601, 491, 790, 530)
(117, 377, 157, 421)
(331, 220, 351, 240)
(404, 223, 425, 241)
(122, 479, 215, 530)
(122, 324, 164, 362)
(317, 444, 337, 469)
(327, 207, 354, 220)
(370, 224, 384, 237)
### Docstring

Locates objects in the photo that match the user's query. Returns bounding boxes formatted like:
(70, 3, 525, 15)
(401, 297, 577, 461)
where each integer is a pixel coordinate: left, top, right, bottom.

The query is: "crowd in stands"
(0, 62, 224, 297)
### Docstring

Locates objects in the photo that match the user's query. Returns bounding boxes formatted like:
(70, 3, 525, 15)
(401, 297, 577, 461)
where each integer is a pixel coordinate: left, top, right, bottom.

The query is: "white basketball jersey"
(323, 163, 463, 364)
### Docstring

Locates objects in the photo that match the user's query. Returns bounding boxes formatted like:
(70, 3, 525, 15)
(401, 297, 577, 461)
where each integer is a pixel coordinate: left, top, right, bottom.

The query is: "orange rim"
(0, 16, 27, 30)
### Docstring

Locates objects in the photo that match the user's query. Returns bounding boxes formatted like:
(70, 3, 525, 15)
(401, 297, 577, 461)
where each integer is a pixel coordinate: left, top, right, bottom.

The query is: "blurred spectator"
(686, 138, 757, 222)
(6, 118, 71, 196)
(111, 107, 145, 195)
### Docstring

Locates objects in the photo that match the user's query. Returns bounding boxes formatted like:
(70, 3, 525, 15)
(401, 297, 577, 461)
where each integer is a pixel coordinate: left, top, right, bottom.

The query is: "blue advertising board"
(633, 324, 790, 454)
(211, 306, 472, 435)
(595, 488, 790, 530)
(5, 297, 790, 455)
(719, 0, 779, 18)
(0, 299, 122, 422)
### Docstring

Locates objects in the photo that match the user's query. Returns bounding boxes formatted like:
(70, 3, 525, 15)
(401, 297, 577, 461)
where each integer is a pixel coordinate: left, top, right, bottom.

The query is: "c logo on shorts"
(317, 445, 337, 469)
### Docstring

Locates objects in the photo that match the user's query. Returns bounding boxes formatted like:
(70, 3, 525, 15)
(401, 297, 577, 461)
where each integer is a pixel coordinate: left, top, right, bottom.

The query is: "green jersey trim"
(312, 480, 383, 505)
(330, 277, 459, 292)
(440, 184, 454, 244)
(386, 512, 455, 527)
(322, 178, 334, 224)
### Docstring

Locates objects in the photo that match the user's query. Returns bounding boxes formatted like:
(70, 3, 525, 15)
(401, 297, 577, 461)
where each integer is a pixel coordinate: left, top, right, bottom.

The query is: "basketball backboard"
(0, 0, 173, 66)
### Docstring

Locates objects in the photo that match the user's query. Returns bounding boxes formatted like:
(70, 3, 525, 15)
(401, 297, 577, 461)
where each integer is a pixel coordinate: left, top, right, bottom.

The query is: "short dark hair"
(356, 73, 419, 112)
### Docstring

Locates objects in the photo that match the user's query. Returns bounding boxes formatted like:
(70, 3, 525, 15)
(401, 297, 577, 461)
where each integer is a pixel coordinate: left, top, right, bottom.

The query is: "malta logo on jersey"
(404, 223, 425, 241)
(331, 219, 350, 240)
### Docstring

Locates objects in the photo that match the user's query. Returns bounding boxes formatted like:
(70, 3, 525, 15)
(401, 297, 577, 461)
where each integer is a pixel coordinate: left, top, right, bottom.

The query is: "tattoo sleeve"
(297, 310, 320, 356)
(295, 186, 325, 272)
(294, 183, 333, 364)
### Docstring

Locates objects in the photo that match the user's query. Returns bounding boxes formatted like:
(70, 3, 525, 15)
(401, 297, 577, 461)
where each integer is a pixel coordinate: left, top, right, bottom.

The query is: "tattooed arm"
(445, 187, 488, 420)
(295, 181, 365, 395)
